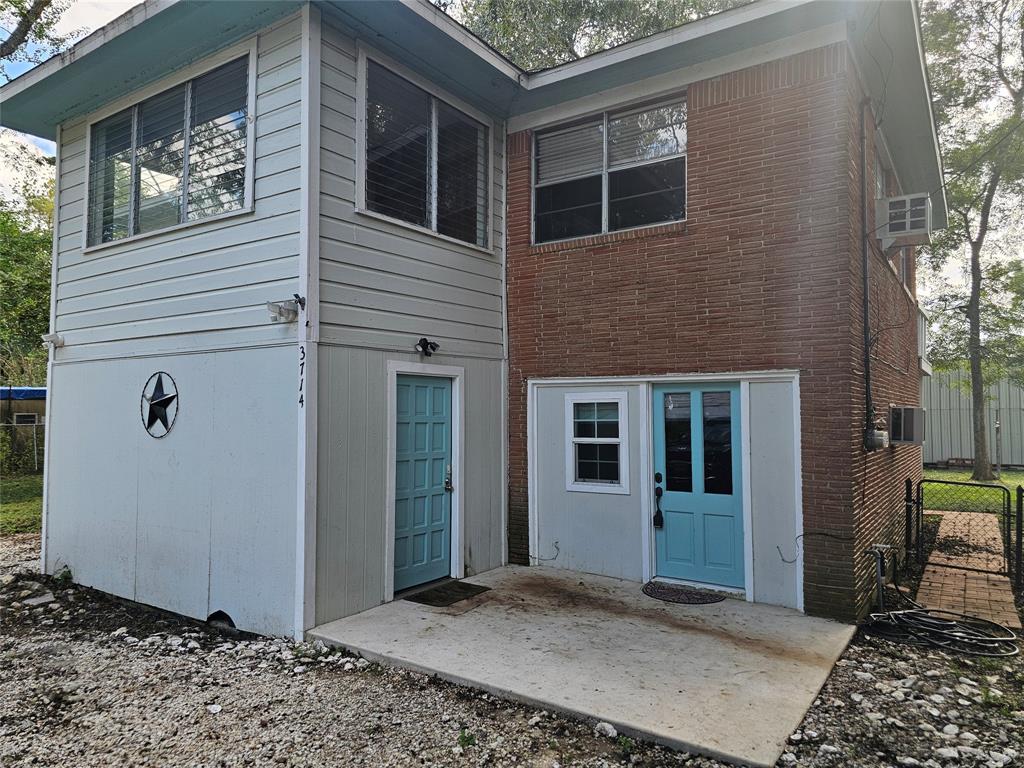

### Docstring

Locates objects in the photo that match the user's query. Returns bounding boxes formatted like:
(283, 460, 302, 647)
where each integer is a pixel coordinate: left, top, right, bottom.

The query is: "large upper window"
(87, 56, 249, 247)
(364, 60, 489, 248)
(534, 100, 686, 244)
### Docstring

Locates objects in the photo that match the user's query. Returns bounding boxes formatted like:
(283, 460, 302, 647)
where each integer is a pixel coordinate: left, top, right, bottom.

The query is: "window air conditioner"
(889, 405, 926, 445)
(876, 193, 932, 249)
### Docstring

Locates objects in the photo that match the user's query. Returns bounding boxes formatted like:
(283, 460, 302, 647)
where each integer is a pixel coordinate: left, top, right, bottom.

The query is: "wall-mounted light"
(41, 332, 65, 348)
(415, 337, 439, 356)
(267, 300, 299, 323)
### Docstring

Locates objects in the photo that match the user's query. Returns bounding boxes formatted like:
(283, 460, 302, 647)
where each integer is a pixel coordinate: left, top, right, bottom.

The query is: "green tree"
(0, 0, 78, 79)
(441, 0, 742, 70)
(921, 0, 1024, 480)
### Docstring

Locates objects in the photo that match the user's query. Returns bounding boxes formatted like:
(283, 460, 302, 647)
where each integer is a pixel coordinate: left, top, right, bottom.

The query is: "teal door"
(652, 384, 744, 588)
(394, 375, 453, 592)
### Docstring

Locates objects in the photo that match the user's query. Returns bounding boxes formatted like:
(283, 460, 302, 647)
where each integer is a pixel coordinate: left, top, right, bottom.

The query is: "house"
(1, 387, 47, 426)
(0, 0, 942, 638)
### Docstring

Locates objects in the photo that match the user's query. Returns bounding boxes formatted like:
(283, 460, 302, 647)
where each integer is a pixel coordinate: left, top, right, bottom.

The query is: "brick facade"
(505, 42, 923, 621)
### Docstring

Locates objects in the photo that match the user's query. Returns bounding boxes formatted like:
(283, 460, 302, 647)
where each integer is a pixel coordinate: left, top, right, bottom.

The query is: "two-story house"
(0, 0, 941, 639)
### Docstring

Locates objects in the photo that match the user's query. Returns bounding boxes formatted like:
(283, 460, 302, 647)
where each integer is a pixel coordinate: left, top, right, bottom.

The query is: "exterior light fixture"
(41, 332, 65, 348)
(415, 337, 439, 356)
(267, 300, 299, 323)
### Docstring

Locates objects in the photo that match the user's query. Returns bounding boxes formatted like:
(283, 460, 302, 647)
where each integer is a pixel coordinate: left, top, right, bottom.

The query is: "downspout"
(859, 97, 877, 452)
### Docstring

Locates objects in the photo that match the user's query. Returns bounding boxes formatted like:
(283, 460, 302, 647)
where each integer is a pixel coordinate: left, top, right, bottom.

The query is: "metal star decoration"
(142, 372, 178, 437)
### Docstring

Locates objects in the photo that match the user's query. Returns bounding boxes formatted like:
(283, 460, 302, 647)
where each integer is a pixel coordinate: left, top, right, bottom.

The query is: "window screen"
(364, 61, 489, 247)
(534, 99, 686, 243)
(86, 56, 249, 247)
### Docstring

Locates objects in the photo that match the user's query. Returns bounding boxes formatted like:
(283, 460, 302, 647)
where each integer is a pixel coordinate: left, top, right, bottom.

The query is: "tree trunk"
(968, 239, 993, 481)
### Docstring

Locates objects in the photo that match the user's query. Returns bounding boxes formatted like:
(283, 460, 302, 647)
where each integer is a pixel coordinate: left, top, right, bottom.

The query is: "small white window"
(564, 392, 630, 494)
(13, 413, 38, 425)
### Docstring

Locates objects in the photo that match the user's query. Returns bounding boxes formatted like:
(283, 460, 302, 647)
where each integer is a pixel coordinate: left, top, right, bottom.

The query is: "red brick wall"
(505, 42, 923, 621)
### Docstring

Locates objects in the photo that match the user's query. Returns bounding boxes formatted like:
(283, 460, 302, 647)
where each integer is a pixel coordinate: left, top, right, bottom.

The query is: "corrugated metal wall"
(922, 370, 1024, 466)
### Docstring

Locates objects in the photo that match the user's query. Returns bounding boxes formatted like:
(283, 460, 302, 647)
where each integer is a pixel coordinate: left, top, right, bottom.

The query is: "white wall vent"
(890, 405, 926, 445)
(877, 194, 932, 248)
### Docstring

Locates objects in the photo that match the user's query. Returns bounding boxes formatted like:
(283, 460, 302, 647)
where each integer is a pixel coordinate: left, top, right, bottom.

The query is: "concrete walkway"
(916, 511, 1021, 630)
(310, 566, 854, 767)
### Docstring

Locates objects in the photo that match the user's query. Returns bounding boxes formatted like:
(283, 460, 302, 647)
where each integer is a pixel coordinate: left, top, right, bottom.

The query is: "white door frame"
(383, 360, 465, 603)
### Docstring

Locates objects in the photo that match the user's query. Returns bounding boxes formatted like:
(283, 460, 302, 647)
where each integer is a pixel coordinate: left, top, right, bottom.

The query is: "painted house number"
(298, 344, 306, 407)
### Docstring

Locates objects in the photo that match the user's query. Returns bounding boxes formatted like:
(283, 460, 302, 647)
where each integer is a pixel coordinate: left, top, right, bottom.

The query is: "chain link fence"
(0, 422, 46, 474)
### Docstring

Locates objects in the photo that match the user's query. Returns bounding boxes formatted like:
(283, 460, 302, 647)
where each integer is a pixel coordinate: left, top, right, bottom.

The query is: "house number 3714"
(298, 345, 306, 408)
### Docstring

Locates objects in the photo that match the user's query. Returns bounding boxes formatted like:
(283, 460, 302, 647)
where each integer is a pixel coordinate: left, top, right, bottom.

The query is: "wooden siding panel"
(51, 14, 305, 358)
(317, 19, 506, 359)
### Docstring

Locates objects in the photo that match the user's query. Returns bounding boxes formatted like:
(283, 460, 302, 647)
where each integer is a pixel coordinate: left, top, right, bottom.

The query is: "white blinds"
(607, 103, 686, 168)
(534, 121, 603, 185)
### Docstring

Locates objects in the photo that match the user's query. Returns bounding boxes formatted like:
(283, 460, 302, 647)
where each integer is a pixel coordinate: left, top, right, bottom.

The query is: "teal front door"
(652, 384, 744, 588)
(394, 375, 453, 592)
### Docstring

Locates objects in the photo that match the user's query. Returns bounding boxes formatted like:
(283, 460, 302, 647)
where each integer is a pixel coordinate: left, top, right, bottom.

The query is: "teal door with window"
(652, 384, 743, 588)
(394, 376, 453, 592)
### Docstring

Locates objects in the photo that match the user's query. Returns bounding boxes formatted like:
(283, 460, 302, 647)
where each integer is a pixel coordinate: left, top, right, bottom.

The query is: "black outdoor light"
(415, 337, 439, 356)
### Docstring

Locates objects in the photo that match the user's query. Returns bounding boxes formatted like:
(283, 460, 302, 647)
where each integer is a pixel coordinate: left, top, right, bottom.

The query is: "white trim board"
(383, 360, 466, 603)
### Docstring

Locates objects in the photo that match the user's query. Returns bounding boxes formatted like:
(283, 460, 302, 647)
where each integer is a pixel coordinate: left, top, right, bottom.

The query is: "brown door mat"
(403, 580, 491, 607)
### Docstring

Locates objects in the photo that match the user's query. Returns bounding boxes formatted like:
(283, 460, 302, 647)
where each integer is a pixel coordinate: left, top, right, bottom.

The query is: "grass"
(0, 473, 43, 534)
(924, 466, 1024, 490)
(922, 467, 1023, 513)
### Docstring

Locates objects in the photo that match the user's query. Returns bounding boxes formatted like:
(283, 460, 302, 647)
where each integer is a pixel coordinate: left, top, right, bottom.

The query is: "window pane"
(575, 444, 619, 484)
(188, 57, 248, 220)
(87, 110, 134, 246)
(664, 393, 692, 492)
(135, 84, 186, 234)
(574, 401, 618, 438)
(535, 121, 603, 185)
(574, 402, 596, 420)
(608, 102, 686, 167)
(366, 62, 430, 227)
(609, 157, 685, 231)
(703, 392, 733, 495)
(535, 175, 602, 243)
(436, 102, 488, 246)
(577, 443, 598, 461)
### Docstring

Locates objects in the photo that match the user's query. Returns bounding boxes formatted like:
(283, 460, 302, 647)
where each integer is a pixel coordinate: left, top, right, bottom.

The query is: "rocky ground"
(1, 535, 1022, 767)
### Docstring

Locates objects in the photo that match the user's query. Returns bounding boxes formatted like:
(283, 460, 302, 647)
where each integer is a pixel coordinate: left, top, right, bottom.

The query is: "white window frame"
(81, 38, 258, 254)
(564, 391, 630, 495)
(354, 44, 496, 255)
(532, 96, 687, 246)
(13, 413, 39, 425)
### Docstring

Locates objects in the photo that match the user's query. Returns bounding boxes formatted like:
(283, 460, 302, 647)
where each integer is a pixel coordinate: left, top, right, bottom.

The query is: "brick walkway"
(915, 511, 1021, 630)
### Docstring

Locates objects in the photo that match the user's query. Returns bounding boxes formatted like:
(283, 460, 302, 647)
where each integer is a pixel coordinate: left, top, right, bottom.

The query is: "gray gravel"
(2, 534, 1022, 767)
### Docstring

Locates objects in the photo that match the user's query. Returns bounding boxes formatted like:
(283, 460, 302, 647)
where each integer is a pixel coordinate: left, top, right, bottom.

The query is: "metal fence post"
(1011, 487, 1019, 593)
(905, 478, 914, 562)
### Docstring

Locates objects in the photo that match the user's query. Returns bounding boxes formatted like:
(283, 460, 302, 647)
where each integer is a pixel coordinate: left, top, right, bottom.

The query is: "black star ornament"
(142, 373, 178, 437)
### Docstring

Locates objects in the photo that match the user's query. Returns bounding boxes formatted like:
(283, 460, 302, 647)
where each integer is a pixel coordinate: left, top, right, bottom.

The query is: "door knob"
(653, 484, 664, 529)
(444, 464, 454, 493)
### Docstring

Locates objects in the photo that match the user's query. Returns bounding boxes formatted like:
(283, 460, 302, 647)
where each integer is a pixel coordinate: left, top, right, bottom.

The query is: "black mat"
(403, 580, 491, 607)
(642, 580, 726, 605)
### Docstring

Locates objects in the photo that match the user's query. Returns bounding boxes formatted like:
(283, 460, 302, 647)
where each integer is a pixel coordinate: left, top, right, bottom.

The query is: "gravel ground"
(1, 535, 1022, 768)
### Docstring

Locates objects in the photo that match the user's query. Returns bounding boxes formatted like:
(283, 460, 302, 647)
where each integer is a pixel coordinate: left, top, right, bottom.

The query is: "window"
(364, 60, 489, 248)
(564, 392, 630, 494)
(534, 100, 686, 244)
(874, 154, 886, 200)
(13, 413, 38, 425)
(87, 56, 250, 247)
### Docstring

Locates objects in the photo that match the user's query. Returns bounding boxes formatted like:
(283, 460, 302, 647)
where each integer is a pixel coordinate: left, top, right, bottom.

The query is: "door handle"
(444, 464, 454, 493)
(653, 472, 664, 529)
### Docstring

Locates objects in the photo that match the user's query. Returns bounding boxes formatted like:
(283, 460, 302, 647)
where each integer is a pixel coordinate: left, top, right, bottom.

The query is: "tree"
(921, 0, 1024, 480)
(0, 0, 77, 78)
(441, 0, 742, 70)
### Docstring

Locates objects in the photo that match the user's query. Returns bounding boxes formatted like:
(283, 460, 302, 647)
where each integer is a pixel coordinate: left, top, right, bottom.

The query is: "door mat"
(642, 581, 726, 605)
(404, 580, 491, 607)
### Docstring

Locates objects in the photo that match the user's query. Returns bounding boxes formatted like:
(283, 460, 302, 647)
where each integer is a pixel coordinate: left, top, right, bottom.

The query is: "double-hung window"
(534, 99, 686, 244)
(86, 56, 250, 248)
(565, 392, 630, 494)
(363, 59, 490, 248)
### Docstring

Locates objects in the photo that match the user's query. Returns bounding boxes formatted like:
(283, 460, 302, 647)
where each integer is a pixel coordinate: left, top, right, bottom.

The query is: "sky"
(3, 0, 137, 154)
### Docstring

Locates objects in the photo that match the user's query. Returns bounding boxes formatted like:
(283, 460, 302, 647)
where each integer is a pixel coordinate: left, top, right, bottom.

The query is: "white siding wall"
(52, 14, 305, 361)
(317, 18, 506, 359)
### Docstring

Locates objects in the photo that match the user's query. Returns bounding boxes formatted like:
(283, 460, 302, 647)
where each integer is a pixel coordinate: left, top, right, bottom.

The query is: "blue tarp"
(1, 387, 46, 400)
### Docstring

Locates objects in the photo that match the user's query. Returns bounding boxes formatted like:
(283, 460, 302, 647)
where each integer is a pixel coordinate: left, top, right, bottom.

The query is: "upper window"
(534, 100, 686, 244)
(87, 57, 249, 248)
(565, 392, 630, 495)
(364, 60, 489, 248)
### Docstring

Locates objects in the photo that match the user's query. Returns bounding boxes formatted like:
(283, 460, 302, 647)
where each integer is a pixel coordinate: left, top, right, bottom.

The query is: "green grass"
(924, 467, 1024, 489)
(1, 473, 43, 534)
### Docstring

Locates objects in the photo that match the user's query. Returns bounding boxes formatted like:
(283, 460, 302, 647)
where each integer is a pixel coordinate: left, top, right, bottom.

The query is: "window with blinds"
(86, 56, 249, 248)
(533, 99, 686, 244)
(364, 60, 489, 248)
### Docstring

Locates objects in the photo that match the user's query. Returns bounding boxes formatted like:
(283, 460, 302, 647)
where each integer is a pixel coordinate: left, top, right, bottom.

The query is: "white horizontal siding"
(317, 19, 506, 360)
(52, 13, 306, 359)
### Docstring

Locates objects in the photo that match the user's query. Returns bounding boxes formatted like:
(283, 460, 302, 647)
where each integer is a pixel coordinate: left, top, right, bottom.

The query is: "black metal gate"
(906, 479, 1023, 589)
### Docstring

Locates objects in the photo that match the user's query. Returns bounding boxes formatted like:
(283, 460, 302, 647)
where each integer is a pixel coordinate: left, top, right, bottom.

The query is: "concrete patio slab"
(309, 566, 854, 767)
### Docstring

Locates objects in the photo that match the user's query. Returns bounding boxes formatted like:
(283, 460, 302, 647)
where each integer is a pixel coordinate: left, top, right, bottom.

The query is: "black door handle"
(653, 485, 664, 529)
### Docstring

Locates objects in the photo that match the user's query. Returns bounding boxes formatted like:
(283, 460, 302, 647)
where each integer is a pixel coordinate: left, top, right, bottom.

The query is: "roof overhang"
(0, 0, 944, 227)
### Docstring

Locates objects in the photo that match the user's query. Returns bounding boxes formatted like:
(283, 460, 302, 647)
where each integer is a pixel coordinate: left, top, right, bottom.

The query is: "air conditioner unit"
(877, 193, 932, 249)
(889, 405, 926, 445)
